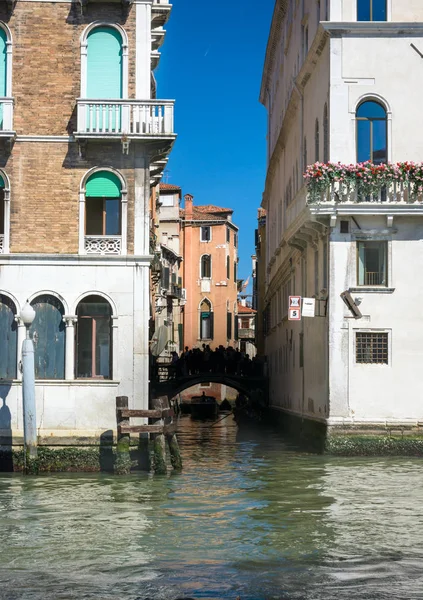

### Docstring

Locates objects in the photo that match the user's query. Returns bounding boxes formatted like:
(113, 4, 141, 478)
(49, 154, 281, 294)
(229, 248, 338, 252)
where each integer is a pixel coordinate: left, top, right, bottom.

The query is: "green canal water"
(1, 416, 423, 600)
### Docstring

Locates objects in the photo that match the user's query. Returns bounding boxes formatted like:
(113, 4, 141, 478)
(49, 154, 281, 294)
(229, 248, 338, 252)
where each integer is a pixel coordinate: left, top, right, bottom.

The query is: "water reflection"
(0, 417, 423, 599)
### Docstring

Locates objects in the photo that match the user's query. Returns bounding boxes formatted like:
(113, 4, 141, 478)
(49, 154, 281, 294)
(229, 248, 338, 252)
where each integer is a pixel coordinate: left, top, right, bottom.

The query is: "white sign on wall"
(302, 298, 316, 318)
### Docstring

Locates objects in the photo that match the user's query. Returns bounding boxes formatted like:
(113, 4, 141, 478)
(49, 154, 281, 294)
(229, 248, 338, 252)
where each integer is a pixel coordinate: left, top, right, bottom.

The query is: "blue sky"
(157, 0, 275, 292)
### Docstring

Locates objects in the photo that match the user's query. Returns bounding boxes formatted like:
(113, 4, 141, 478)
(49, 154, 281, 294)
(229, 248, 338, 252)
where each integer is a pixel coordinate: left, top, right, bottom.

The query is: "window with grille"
(356, 332, 388, 364)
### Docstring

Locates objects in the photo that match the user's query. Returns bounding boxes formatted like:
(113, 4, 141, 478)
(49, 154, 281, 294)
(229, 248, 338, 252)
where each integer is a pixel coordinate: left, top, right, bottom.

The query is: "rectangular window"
(159, 194, 174, 207)
(357, 241, 387, 286)
(227, 228, 230, 243)
(200, 226, 211, 242)
(234, 233, 238, 248)
(356, 332, 388, 364)
(357, 0, 386, 21)
(234, 261, 237, 283)
(86, 197, 121, 236)
(227, 312, 232, 339)
(241, 318, 249, 329)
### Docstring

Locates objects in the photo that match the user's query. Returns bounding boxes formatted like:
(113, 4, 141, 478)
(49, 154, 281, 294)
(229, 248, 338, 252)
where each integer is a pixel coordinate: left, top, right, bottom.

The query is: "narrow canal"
(1, 416, 423, 600)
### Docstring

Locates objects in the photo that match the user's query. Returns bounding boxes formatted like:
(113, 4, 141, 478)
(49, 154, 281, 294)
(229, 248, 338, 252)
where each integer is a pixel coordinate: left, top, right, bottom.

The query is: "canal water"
(0, 416, 423, 600)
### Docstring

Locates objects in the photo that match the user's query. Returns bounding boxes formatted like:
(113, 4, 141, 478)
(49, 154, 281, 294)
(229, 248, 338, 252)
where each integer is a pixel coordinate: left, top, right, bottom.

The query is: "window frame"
(200, 254, 212, 279)
(80, 167, 128, 255)
(76, 295, 113, 380)
(356, 100, 388, 164)
(356, 240, 388, 287)
(357, 0, 387, 21)
(85, 196, 122, 236)
(200, 225, 211, 242)
(355, 330, 390, 365)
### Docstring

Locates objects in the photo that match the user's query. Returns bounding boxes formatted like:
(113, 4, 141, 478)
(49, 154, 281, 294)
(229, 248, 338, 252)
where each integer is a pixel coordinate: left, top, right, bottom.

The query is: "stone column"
(63, 316, 77, 381)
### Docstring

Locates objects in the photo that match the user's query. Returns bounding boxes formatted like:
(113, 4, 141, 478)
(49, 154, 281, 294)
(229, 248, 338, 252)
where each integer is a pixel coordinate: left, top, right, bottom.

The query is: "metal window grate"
(356, 332, 388, 364)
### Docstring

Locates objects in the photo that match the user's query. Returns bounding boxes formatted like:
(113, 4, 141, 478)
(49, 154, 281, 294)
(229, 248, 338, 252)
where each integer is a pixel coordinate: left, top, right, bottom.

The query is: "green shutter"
(86, 172, 121, 198)
(0, 29, 6, 97)
(0, 175, 5, 188)
(87, 27, 123, 99)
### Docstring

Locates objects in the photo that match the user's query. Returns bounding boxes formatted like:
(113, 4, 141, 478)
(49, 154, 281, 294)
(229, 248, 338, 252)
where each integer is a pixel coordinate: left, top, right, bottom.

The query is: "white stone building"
(260, 0, 423, 433)
(0, 0, 175, 444)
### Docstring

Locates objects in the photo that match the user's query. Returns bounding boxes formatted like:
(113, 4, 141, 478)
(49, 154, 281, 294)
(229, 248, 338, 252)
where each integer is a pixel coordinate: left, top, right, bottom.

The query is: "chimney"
(184, 194, 193, 219)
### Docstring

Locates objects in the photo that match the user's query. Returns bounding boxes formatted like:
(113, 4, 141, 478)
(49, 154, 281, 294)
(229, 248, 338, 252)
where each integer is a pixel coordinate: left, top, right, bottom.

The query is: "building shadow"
(0, 382, 13, 471)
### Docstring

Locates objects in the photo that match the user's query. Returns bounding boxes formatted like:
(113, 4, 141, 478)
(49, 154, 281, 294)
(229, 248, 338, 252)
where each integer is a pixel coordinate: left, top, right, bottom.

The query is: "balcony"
(84, 236, 122, 255)
(238, 328, 255, 340)
(151, 0, 171, 27)
(75, 99, 175, 141)
(168, 284, 183, 299)
(305, 163, 423, 217)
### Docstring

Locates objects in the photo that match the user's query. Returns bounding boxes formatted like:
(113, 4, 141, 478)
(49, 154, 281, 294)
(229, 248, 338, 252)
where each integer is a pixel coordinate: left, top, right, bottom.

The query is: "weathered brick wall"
(0, 3, 136, 136)
(8, 140, 137, 254)
(0, 2, 142, 254)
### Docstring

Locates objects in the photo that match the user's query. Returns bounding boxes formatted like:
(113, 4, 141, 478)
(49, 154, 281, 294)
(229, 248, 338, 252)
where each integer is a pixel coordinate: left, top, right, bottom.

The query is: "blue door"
(29, 295, 65, 380)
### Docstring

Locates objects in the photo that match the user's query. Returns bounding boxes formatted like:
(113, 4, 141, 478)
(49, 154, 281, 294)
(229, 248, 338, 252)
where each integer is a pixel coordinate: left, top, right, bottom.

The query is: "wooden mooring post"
(115, 396, 182, 475)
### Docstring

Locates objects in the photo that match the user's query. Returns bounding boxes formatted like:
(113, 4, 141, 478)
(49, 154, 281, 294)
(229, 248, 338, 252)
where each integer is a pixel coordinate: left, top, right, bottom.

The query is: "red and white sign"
(288, 307, 301, 321)
(289, 295, 301, 309)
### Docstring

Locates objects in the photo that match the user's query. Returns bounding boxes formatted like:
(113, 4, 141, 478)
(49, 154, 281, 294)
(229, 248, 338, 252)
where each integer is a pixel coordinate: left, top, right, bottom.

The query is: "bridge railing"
(151, 361, 266, 383)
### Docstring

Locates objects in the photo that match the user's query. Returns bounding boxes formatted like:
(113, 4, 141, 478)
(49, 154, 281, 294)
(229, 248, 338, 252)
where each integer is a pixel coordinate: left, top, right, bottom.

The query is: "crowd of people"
(157, 344, 265, 379)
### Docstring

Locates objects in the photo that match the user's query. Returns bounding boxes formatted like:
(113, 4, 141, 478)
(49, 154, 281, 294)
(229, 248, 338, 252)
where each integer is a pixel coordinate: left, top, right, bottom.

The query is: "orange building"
(181, 194, 239, 350)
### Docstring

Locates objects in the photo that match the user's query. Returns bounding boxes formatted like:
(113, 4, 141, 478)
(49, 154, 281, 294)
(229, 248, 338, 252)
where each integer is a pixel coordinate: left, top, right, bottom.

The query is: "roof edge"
(259, 0, 288, 106)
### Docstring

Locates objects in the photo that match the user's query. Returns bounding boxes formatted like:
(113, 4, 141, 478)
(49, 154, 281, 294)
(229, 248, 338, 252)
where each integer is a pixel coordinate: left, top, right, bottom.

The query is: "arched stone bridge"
(150, 365, 268, 401)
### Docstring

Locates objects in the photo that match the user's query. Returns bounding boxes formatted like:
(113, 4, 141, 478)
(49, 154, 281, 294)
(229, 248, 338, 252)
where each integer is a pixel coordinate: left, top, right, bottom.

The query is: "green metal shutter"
(0, 175, 5, 188)
(87, 27, 123, 99)
(86, 172, 121, 198)
(0, 295, 17, 379)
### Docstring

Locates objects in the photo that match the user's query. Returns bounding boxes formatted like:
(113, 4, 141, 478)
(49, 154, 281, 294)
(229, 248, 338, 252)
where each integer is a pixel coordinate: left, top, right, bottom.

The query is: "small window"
(241, 318, 249, 329)
(357, 241, 387, 286)
(357, 0, 386, 21)
(160, 194, 174, 207)
(76, 295, 112, 379)
(340, 220, 350, 234)
(226, 255, 230, 279)
(234, 260, 237, 283)
(234, 233, 238, 248)
(356, 332, 388, 364)
(201, 255, 211, 279)
(226, 228, 230, 243)
(200, 226, 211, 242)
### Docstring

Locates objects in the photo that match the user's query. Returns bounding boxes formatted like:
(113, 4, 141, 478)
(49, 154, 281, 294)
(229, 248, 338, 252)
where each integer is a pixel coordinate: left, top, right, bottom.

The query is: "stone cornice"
(259, 0, 288, 106)
(322, 21, 423, 37)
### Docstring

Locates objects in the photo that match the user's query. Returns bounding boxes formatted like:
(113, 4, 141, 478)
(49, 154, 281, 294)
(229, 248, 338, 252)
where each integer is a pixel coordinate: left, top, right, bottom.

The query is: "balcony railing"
(0, 98, 14, 135)
(84, 236, 122, 255)
(238, 328, 255, 340)
(0, 234, 3, 253)
(307, 181, 423, 205)
(76, 100, 175, 138)
(168, 284, 183, 299)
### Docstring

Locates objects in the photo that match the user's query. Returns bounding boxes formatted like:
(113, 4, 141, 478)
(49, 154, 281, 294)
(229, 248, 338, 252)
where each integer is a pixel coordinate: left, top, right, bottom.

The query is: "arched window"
(0, 24, 12, 133)
(315, 119, 320, 162)
(357, 0, 386, 21)
(356, 100, 387, 164)
(85, 171, 122, 254)
(323, 103, 329, 163)
(200, 254, 211, 279)
(199, 298, 213, 341)
(0, 294, 17, 379)
(76, 295, 112, 379)
(30, 295, 65, 380)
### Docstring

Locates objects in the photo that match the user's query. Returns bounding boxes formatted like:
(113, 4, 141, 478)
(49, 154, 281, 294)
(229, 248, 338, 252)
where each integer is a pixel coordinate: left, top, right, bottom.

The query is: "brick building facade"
(0, 0, 175, 442)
